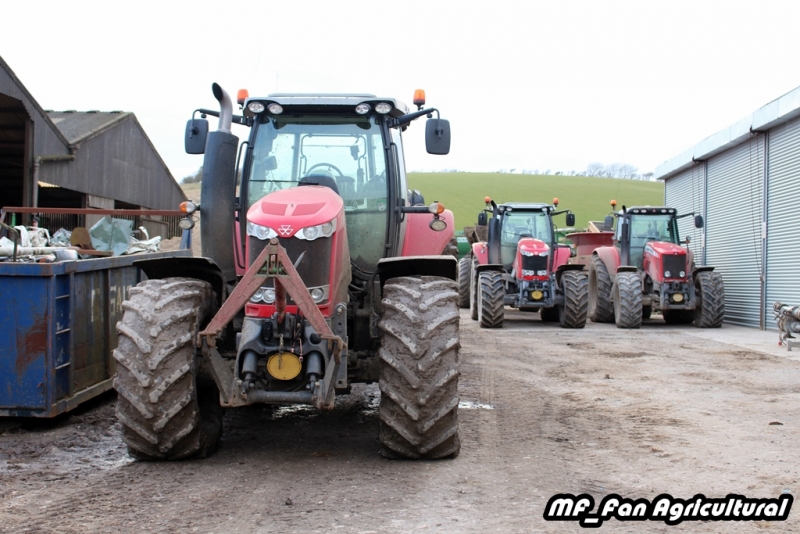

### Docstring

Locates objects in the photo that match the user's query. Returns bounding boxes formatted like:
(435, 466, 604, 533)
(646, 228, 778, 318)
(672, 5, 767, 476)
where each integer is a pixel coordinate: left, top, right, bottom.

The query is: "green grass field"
(407, 173, 664, 230)
(182, 173, 664, 232)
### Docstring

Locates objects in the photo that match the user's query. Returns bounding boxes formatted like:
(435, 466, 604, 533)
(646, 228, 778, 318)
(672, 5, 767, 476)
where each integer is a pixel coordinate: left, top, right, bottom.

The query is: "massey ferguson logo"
(278, 225, 293, 236)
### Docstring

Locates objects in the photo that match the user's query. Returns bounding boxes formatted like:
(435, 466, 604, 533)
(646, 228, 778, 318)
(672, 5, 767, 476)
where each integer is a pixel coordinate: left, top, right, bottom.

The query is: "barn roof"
(47, 110, 131, 144)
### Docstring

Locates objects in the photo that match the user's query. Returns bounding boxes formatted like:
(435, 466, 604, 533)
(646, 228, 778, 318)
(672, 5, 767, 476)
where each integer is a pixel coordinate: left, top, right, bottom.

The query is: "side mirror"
(263, 156, 278, 171)
(185, 118, 209, 154)
(477, 212, 488, 226)
(604, 215, 614, 230)
(694, 215, 704, 228)
(408, 189, 425, 206)
(425, 118, 451, 155)
(566, 213, 576, 227)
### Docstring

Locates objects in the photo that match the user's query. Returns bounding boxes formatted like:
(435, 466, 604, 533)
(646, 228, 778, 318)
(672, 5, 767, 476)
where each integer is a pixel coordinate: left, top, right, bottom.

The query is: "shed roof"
(0, 55, 71, 153)
(655, 85, 800, 180)
(47, 110, 131, 144)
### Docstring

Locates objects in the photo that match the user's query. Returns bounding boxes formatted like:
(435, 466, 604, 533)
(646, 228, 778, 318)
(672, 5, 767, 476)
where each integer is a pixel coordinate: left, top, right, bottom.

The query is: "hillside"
(177, 173, 664, 246)
(407, 173, 664, 230)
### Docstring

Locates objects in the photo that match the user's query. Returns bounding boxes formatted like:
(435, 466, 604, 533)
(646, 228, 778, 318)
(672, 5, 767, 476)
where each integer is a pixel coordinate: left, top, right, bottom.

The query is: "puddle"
(458, 400, 494, 410)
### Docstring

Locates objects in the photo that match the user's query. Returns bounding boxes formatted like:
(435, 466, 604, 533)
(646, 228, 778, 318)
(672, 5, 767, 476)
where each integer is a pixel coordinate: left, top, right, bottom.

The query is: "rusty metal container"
(0, 251, 191, 417)
(566, 231, 615, 265)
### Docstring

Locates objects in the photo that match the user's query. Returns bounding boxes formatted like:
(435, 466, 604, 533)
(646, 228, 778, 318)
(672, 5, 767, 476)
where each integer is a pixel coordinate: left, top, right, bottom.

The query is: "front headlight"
(250, 287, 277, 303)
(263, 288, 276, 303)
(309, 285, 329, 303)
(295, 218, 337, 241)
(247, 221, 278, 240)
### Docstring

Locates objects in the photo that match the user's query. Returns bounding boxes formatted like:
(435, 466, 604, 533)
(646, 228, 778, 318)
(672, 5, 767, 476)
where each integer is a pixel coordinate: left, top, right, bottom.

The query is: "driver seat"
(299, 174, 339, 194)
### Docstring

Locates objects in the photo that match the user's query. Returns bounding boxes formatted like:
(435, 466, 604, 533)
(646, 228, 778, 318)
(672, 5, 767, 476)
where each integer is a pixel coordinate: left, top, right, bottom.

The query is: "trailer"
(0, 250, 190, 417)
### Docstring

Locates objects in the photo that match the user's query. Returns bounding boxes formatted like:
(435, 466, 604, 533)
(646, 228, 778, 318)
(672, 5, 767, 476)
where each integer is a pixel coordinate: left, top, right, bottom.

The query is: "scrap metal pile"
(0, 216, 161, 262)
(773, 302, 800, 351)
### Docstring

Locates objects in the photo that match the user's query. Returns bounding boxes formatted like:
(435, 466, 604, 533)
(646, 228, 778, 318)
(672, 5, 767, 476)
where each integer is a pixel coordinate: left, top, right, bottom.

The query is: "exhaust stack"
(200, 83, 239, 282)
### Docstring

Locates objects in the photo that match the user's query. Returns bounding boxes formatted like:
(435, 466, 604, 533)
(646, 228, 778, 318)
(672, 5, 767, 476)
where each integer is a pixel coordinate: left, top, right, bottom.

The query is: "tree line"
(183, 164, 656, 182)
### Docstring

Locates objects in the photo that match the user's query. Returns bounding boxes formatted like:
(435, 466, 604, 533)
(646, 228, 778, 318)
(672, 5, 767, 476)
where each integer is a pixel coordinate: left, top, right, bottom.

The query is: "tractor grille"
(522, 254, 548, 275)
(662, 254, 686, 279)
(248, 235, 332, 290)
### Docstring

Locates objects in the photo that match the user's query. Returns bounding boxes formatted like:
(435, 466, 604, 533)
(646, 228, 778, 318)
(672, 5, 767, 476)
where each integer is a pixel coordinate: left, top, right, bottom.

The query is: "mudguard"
(471, 241, 489, 265)
(377, 255, 457, 287)
(555, 263, 585, 283)
(476, 263, 504, 275)
(400, 209, 455, 256)
(692, 265, 715, 279)
(594, 247, 621, 277)
(134, 255, 227, 304)
(552, 244, 572, 269)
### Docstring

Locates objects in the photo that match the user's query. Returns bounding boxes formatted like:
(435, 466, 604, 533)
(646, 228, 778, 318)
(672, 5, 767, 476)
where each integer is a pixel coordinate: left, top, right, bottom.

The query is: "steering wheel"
(306, 163, 344, 177)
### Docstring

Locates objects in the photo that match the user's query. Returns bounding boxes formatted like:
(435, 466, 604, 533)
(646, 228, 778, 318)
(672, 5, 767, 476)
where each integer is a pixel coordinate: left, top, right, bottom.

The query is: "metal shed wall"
(705, 136, 765, 328)
(0, 64, 70, 158)
(664, 164, 705, 262)
(765, 116, 800, 329)
(40, 116, 185, 209)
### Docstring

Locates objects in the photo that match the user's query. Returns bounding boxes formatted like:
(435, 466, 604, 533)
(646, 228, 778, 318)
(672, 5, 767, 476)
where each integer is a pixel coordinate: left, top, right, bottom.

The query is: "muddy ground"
(2, 311, 799, 533)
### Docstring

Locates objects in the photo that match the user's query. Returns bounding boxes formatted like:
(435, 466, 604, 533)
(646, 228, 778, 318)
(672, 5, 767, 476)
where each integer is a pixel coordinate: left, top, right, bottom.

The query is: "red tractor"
(569, 201, 724, 329)
(458, 197, 588, 329)
(112, 85, 462, 460)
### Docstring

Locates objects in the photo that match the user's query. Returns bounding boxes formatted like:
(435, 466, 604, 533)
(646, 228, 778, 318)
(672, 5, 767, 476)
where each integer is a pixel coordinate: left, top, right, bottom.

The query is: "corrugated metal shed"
(656, 85, 800, 330)
(655, 86, 800, 181)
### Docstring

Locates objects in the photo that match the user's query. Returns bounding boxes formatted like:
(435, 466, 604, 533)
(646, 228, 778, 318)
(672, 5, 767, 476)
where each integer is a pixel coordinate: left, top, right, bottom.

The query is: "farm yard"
(4, 1, 800, 531)
(1, 312, 798, 533)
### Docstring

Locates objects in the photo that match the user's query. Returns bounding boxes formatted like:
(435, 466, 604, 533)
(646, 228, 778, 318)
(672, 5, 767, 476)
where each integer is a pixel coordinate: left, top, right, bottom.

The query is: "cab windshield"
(247, 115, 389, 271)
(626, 214, 680, 244)
(623, 214, 681, 266)
(500, 210, 551, 266)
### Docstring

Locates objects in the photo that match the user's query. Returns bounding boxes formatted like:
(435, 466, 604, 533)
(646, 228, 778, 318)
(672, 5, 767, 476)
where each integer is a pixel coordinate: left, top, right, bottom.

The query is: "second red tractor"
(458, 198, 588, 329)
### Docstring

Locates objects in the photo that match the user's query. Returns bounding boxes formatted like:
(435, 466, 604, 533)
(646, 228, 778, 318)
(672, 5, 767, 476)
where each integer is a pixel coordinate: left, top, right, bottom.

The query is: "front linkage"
(199, 238, 345, 410)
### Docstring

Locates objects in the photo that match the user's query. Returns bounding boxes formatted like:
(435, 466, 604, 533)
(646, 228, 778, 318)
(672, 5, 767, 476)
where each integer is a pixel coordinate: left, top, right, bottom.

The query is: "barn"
(0, 55, 184, 237)
(655, 87, 800, 329)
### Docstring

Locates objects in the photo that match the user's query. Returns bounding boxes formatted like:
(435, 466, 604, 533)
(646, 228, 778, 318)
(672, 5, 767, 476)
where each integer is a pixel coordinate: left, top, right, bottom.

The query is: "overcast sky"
(3, 0, 800, 180)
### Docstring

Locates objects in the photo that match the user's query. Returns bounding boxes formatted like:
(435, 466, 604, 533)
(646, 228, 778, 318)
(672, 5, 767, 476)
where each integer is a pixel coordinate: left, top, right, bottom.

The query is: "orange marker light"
(610, 199, 617, 207)
(429, 202, 446, 215)
(180, 201, 197, 214)
(237, 89, 249, 106)
(553, 197, 559, 207)
(484, 196, 492, 204)
(413, 89, 426, 107)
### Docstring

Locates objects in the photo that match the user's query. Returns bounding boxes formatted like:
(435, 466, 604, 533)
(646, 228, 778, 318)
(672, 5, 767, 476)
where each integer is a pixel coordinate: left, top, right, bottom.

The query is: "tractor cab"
(496, 203, 553, 269)
(243, 104, 393, 274)
(614, 206, 682, 269)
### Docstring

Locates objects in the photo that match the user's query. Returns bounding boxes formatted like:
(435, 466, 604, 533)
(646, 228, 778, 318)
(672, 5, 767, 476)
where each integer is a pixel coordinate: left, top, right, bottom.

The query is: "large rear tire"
(113, 278, 223, 460)
(694, 271, 725, 328)
(559, 270, 589, 328)
(457, 256, 471, 309)
(378, 276, 461, 459)
(469, 257, 479, 321)
(588, 255, 615, 323)
(478, 271, 504, 328)
(613, 272, 642, 329)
